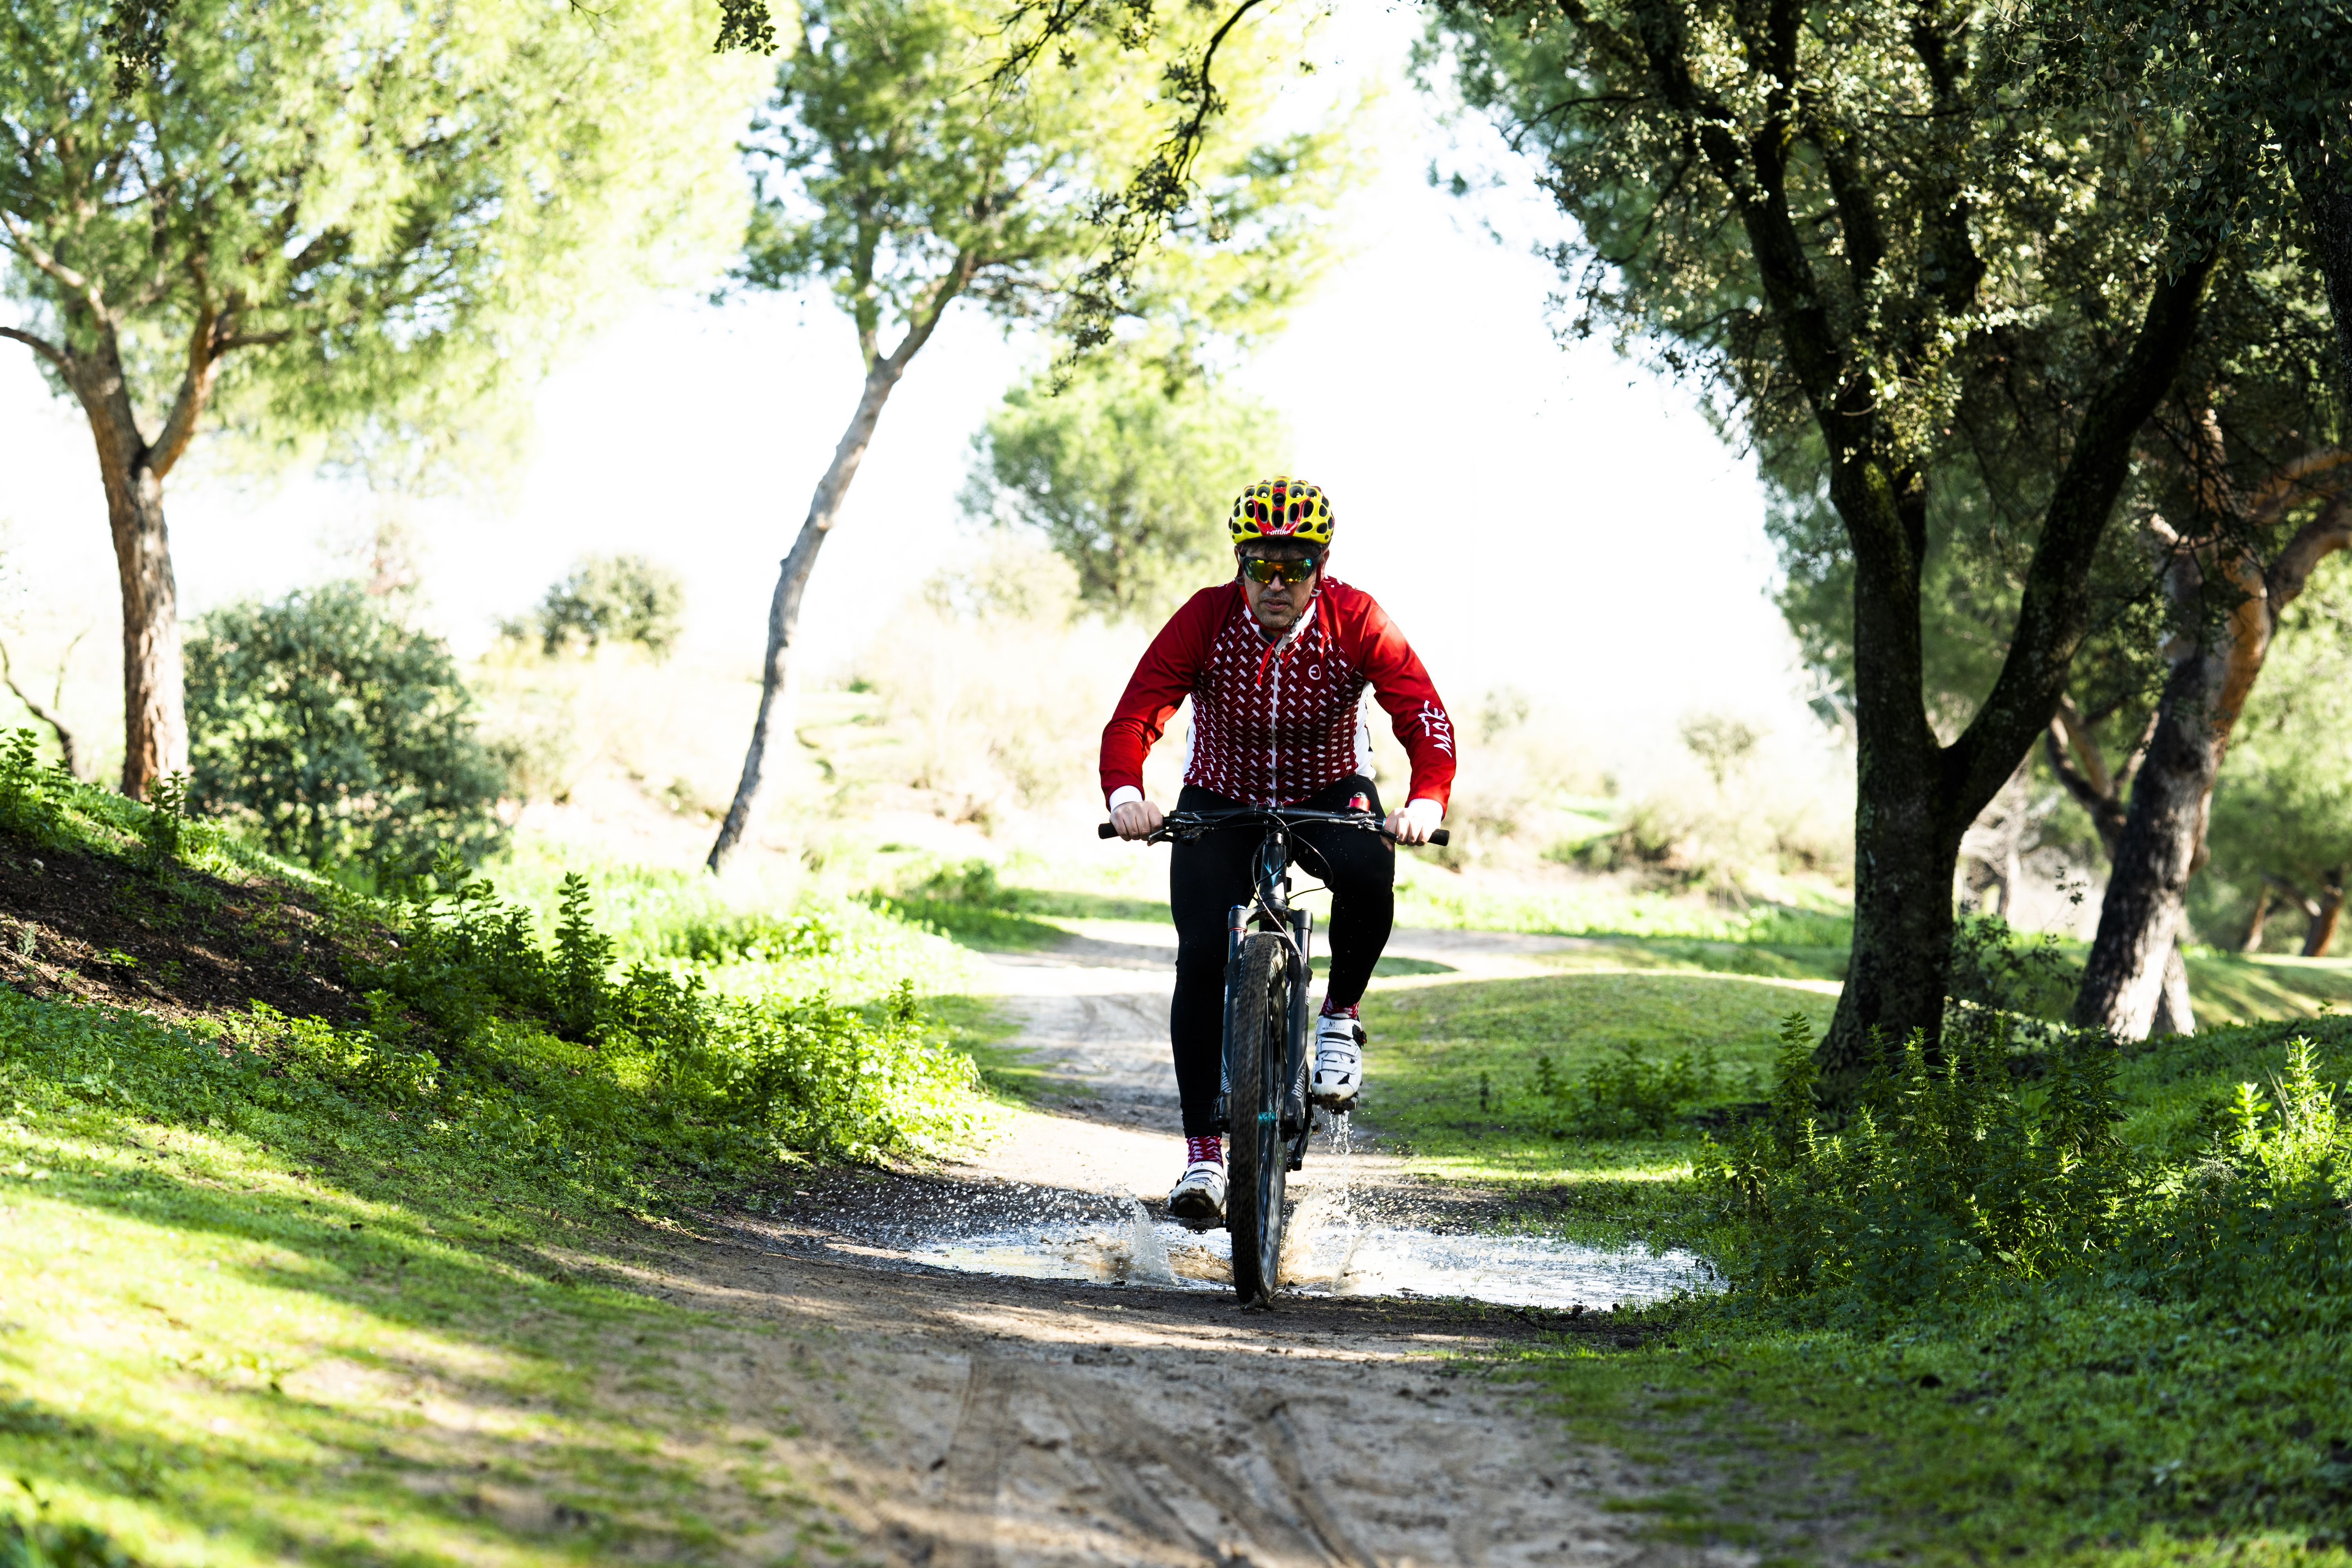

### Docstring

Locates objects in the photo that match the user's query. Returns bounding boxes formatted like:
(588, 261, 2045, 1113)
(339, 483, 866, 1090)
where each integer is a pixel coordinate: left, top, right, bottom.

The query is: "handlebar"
(1097, 808, 1447, 848)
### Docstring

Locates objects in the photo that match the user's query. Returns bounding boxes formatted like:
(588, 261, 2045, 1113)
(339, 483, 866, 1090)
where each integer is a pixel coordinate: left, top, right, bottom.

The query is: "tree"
(962, 355, 1285, 617)
(1431, 0, 2217, 1089)
(1771, 259, 2348, 1039)
(523, 555, 689, 659)
(2202, 573, 2352, 959)
(704, 0, 1343, 871)
(0, 0, 762, 797)
(186, 584, 508, 876)
(1987, 5, 2352, 1034)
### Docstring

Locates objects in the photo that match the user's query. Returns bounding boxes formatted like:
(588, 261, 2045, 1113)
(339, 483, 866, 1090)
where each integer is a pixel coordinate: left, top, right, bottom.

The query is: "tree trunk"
(2242, 884, 2272, 952)
(2304, 869, 2346, 957)
(2070, 641, 2228, 1036)
(1819, 474, 1963, 1087)
(102, 462, 186, 798)
(2071, 485, 2352, 1034)
(706, 365, 904, 873)
(2150, 941, 2196, 1037)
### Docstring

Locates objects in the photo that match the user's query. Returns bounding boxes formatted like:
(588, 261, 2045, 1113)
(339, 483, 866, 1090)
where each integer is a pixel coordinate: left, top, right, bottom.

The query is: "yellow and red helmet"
(1228, 476, 1334, 549)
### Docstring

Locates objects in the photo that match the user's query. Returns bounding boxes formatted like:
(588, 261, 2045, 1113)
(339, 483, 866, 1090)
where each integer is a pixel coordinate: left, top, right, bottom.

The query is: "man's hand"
(1111, 799, 1165, 840)
(1385, 797, 1444, 846)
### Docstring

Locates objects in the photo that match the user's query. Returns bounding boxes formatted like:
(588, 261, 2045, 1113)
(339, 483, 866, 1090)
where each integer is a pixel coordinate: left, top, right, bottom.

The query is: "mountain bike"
(1098, 806, 1448, 1305)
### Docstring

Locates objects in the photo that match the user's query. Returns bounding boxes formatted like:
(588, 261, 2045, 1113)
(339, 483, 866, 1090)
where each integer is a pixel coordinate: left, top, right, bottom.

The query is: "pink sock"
(1185, 1134, 1222, 1166)
(1321, 1000, 1359, 1019)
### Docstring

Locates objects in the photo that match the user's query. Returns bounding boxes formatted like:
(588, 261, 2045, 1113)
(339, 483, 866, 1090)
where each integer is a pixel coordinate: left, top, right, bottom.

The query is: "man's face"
(1237, 541, 1322, 633)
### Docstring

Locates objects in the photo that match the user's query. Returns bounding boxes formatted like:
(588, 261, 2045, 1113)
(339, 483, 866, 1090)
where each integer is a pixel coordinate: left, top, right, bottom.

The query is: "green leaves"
(184, 584, 508, 879)
(1, 0, 766, 476)
(733, 0, 1348, 365)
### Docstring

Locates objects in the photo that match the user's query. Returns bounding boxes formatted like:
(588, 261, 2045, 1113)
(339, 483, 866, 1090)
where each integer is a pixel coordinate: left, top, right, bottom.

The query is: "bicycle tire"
(1224, 930, 1291, 1305)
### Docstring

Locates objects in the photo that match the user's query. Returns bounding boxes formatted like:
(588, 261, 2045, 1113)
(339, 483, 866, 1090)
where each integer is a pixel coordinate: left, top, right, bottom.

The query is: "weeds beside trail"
(0, 739, 994, 1563)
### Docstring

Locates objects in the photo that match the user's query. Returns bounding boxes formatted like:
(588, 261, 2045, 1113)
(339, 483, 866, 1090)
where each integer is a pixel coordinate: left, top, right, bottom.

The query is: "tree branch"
(0, 639, 82, 781)
(880, 247, 980, 376)
(0, 325, 67, 372)
(2043, 719, 2124, 859)
(148, 262, 220, 478)
(1942, 249, 2218, 820)
(0, 212, 102, 312)
(1611, 0, 1846, 412)
(2244, 446, 2352, 528)
(2265, 497, 2352, 616)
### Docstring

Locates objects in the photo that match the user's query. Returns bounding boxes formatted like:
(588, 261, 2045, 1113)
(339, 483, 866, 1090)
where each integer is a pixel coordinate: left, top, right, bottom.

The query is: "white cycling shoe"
(1168, 1160, 1227, 1224)
(1311, 1012, 1365, 1110)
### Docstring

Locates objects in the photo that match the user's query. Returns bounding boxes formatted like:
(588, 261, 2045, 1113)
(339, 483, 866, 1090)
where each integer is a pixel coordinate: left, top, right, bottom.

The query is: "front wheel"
(1225, 930, 1292, 1305)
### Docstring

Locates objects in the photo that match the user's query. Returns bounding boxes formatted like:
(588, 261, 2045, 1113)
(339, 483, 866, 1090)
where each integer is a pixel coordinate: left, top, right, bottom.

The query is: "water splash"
(1120, 1192, 1175, 1285)
(907, 1200, 1714, 1309)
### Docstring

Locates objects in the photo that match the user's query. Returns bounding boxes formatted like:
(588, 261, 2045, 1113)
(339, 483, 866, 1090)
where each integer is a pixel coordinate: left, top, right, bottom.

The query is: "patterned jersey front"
(1100, 577, 1455, 810)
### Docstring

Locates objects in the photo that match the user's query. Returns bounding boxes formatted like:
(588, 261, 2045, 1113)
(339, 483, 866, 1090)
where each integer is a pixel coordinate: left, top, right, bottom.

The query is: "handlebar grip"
(1098, 822, 1118, 839)
(1430, 829, 1450, 847)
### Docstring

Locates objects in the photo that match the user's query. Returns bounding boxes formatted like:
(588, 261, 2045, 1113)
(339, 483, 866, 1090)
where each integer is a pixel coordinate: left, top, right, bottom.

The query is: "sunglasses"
(1239, 555, 1321, 586)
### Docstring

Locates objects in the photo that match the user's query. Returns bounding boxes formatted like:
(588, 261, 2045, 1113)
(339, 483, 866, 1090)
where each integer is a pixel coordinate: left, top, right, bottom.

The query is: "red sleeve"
(1329, 583, 1456, 813)
(1100, 586, 1231, 804)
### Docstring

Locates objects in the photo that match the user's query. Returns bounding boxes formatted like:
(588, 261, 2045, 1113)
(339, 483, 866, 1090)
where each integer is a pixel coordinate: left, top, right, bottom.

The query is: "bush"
(1704, 1012, 2131, 1306)
(522, 553, 686, 659)
(1705, 1013, 2352, 1319)
(185, 584, 508, 877)
(353, 850, 979, 1163)
(1536, 1041, 1721, 1137)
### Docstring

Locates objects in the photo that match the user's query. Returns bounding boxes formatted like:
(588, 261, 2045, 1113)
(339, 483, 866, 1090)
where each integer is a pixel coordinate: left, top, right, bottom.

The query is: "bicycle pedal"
(1174, 1214, 1225, 1234)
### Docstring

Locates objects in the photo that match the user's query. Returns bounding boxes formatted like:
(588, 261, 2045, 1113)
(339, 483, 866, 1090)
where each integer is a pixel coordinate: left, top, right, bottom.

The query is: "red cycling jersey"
(1100, 576, 1455, 812)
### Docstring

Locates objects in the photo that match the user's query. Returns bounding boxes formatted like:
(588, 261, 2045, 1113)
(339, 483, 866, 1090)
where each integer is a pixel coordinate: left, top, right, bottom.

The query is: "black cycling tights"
(1167, 774, 1394, 1137)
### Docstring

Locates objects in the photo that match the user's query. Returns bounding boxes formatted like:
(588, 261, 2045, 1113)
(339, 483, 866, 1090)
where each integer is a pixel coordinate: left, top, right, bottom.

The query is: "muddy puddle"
(906, 1207, 1712, 1307)
(905, 1189, 1717, 1310)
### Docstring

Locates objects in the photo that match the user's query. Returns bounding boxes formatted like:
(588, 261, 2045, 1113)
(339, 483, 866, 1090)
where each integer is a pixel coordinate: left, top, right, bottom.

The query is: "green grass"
(1366, 960, 2352, 1563)
(1361, 969, 1837, 1245)
(2184, 949, 2352, 1025)
(0, 767, 1005, 1561)
(0, 998, 869, 1565)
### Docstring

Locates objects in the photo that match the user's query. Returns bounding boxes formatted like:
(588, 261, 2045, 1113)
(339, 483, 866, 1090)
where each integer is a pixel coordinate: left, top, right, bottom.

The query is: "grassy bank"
(1363, 951, 2352, 1563)
(0, 753, 999, 1562)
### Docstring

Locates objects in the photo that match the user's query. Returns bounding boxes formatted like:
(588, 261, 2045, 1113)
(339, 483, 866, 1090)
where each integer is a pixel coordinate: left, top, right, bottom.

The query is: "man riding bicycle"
(1101, 476, 1456, 1225)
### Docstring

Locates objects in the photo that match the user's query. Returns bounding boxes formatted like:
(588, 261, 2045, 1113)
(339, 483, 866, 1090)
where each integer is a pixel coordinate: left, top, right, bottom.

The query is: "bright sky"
(0, 3, 1834, 784)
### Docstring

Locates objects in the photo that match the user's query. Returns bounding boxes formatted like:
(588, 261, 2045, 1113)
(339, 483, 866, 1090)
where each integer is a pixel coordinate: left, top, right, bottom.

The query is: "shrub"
(2110, 1038, 2352, 1309)
(1537, 1041, 1720, 1138)
(523, 554, 686, 659)
(1703, 1012, 2130, 1306)
(353, 848, 979, 1163)
(1704, 1011, 2352, 1321)
(185, 584, 508, 877)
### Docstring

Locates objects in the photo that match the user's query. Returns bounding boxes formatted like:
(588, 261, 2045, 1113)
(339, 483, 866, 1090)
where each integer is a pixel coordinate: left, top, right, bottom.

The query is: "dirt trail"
(625, 927, 1804, 1567)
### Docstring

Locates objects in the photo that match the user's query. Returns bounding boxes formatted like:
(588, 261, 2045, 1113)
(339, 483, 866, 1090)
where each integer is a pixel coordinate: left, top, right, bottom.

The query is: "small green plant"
(134, 771, 190, 871)
(1541, 1041, 1720, 1137)
(0, 728, 61, 840)
(552, 871, 615, 1040)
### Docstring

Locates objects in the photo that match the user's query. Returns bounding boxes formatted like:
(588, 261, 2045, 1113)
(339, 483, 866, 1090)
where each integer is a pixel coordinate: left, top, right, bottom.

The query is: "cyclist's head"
(1229, 476, 1334, 553)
